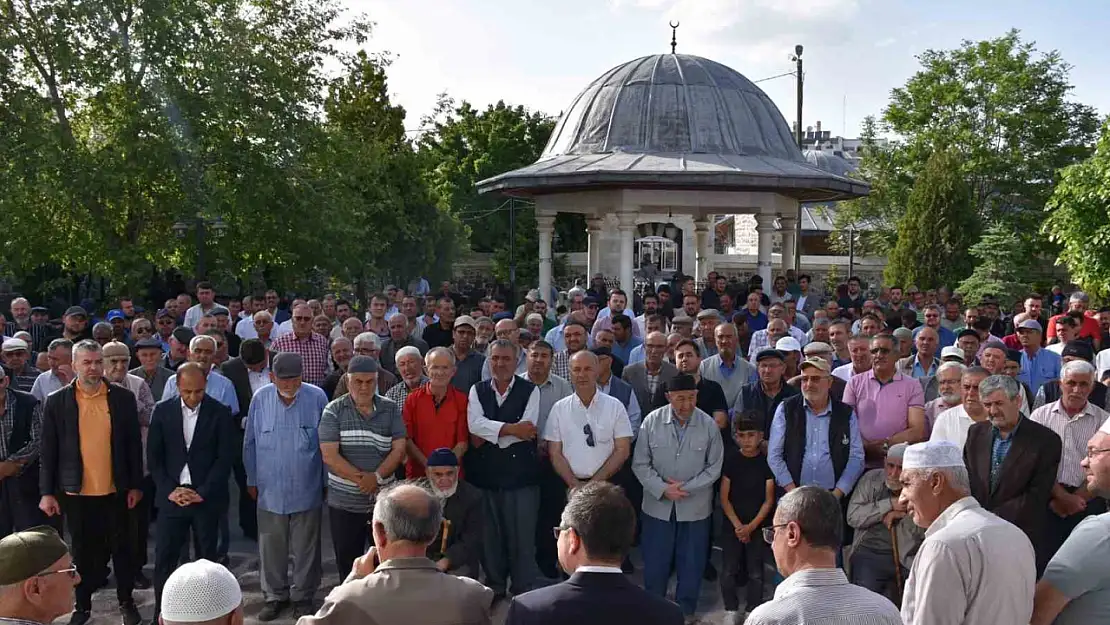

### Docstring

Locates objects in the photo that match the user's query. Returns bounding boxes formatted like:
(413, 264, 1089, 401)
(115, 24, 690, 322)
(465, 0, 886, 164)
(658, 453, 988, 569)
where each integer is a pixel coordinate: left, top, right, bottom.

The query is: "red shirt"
(1046, 312, 1101, 343)
(403, 384, 469, 478)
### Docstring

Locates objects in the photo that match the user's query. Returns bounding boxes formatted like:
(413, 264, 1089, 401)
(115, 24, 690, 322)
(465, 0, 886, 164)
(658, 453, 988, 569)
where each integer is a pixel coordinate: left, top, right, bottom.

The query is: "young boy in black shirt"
(719, 410, 776, 621)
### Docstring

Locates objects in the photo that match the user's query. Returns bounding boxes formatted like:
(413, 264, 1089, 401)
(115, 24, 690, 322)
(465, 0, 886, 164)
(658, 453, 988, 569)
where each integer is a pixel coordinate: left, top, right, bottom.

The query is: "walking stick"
(890, 521, 903, 597)
(440, 519, 452, 555)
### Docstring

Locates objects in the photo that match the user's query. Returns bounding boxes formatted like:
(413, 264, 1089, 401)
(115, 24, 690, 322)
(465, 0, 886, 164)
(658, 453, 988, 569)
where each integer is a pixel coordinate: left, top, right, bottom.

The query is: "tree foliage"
(957, 223, 1039, 309)
(836, 30, 1099, 254)
(884, 148, 979, 289)
(1044, 119, 1110, 299)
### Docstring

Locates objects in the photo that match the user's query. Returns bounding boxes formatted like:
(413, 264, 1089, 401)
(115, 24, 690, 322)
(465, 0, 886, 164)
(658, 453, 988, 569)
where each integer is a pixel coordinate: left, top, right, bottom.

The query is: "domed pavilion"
(477, 52, 868, 299)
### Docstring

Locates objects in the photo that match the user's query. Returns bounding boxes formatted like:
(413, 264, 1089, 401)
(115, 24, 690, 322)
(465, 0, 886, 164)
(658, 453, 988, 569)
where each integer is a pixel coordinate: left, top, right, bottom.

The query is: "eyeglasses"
(761, 524, 789, 545)
(36, 567, 78, 579)
(293, 316, 313, 322)
(583, 424, 595, 447)
(870, 347, 892, 355)
(1087, 448, 1110, 459)
(553, 525, 574, 540)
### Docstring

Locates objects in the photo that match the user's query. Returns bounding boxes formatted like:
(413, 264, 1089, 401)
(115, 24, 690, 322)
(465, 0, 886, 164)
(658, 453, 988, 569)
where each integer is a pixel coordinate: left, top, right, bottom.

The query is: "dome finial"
(669, 21, 680, 54)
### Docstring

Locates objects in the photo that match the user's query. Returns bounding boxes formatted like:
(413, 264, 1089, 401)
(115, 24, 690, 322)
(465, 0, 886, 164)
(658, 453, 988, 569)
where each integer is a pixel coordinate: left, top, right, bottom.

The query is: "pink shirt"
(842, 369, 925, 446)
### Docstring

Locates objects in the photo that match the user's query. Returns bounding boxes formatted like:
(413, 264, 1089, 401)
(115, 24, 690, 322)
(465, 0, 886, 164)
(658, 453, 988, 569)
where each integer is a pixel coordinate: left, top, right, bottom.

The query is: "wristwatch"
(881, 439, 890, 453)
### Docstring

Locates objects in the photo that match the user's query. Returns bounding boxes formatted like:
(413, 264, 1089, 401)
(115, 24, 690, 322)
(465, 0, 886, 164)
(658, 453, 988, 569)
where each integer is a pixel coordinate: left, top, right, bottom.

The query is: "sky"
(344, 0, 1110, 139)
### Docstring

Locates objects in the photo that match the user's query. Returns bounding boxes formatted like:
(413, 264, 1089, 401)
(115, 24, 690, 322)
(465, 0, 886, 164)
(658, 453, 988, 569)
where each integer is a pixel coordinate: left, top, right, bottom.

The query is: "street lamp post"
(792, 44, 804, 273)
(173, 215, 227, 281)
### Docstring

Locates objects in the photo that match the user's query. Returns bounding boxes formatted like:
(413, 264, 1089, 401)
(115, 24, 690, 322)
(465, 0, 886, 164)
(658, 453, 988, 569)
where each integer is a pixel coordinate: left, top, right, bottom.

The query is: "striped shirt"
(384, 376, 429, 407)
(0, 390, 42, 463)
(4, 322, 54, 352)
(318, 394, 405, 514)
(9, 366, 40, 394)
(746, 568, 902, 625)
(1030, 400, 1109, 487)
(270, 331, 330, 385)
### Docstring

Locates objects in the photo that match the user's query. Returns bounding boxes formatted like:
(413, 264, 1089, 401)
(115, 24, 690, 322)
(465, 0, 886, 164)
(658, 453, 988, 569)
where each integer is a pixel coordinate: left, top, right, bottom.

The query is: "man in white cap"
(158, 559, 242, 625)
(1032, 415, 1110, 624)
(774, 337, 802, 380)
(898, 440, 1035, 624)
(2, 338, 40, 393)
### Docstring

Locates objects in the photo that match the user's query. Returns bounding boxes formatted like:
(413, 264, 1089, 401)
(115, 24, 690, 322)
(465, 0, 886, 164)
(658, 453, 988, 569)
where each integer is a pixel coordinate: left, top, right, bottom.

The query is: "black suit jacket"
(964, 417, 1061, 552)
(504, 571, 683, 625)
(147, 395, 235, 515)
(39, 383, 144, 496)
(219, 357, 255, 422)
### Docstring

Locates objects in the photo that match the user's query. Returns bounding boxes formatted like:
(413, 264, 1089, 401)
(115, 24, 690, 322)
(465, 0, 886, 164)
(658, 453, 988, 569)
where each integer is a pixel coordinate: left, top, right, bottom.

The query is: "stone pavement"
(78, 490, 742, 625)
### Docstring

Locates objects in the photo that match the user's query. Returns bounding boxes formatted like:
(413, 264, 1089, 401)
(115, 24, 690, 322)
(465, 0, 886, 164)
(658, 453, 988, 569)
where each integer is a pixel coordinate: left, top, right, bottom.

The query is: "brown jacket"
(297, 557, 493, 625)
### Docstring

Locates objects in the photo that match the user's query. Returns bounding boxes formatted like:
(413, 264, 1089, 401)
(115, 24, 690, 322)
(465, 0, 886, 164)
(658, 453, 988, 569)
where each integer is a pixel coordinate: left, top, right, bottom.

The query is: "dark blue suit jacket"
(147, 395, 235, 515)
(504, 571, 684, 625)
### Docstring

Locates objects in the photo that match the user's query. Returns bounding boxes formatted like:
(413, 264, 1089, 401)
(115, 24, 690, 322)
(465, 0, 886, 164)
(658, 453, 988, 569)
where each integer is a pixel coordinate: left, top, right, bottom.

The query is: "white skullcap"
(161, 559, 242, 622)
(902, 441, 964, 470)
(1100, 417, 1110, 435)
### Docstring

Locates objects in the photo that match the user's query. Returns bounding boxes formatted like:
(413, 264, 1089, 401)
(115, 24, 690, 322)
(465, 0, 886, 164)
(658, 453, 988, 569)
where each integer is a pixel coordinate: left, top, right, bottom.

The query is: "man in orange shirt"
(403, 347, 469, 478)
(37, 339, 144, 625)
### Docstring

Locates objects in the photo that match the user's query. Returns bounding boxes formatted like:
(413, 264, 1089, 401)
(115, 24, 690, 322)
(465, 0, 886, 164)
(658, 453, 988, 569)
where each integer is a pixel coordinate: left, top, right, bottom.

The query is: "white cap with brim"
(903, 441, 964, 470)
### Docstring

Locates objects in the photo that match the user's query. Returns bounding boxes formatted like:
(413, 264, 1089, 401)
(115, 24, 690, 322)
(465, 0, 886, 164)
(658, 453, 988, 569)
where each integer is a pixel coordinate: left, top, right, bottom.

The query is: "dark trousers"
(63, 493, 134, 611)
(328, 506, 371, 580)
(154, 504, 220, 618)
(0, 479, 57, 537)
(1041, 494, 1108, 574)
(481, 486, 540, 595)
(535, 459, 566, 578)
(719, 528, 768, 612)
(231, 428, 257, 541)
(128, 476, 155, 572)
(614, 458, 643, 542)
(641, 511, 711, 617)
(849, 547, 905, 605)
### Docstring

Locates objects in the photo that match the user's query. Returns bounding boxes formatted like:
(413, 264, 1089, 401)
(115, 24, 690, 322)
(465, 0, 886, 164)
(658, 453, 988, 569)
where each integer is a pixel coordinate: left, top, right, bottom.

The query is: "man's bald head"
(372, 484, 443, 547)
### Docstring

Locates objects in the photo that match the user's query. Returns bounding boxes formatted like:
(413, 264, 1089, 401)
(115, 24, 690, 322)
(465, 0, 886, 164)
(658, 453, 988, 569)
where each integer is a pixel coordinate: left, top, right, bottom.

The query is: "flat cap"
(1004, 348, 1023, 364)
(1061, 340, 1094, 362)
(1, 338, 29, 353)
(671, 313, 694, 325)
(30, 306, 49, 314)
(755, 349, 785, 362)
(957, 328, 979, 340)
(1016, 319, 1043, 333)
(590, 346, 613, 358)
(347, 355, 379, 374)
(665, 373, 698, 393)
(696, 309, 720, 321)
(892, 327, 914, 342)
(172, 327, 196, 344)
(101, 341, 131, 359)
(0, 526, 69, 585)
(803, 341, 833, 355)
(271, 352, 303, 379)
(135, 337, 164, 351)
(64, 306, 87, 318)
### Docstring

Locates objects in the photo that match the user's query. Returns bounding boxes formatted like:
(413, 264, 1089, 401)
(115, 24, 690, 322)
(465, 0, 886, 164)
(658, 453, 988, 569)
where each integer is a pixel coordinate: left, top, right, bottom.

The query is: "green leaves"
(1043, 119, 1110, 299)
(957, 223, 1039, 309)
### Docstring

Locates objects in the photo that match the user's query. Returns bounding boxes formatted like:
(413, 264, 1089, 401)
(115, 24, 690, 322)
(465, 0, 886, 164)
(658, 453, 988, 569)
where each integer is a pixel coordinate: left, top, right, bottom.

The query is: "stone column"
(586, 217, 604, 279)
(695, 217, 713, 281)
(779, 216, 797, 273)
(617, 212, 638, 295)
(535, 212, 555, 307)
(756, 213, 777, 285)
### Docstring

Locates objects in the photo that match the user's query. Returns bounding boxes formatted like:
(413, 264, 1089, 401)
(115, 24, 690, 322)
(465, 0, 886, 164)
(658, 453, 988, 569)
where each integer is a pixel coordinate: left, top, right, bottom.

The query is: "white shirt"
(466, 376, 541, 449)
(1096, 348, 1110, 379)
(1047, 342, 1065, 355)
(179, 400, 200, 485)
(184, 303, 226, 329)
(929, 405, 979, 450)
(902, 497, 1034, 625)
(832, 363, 862, 383)
(574, 565, 624, 574)
(248, 366, 271, 396)
(544, 391, 633, 479)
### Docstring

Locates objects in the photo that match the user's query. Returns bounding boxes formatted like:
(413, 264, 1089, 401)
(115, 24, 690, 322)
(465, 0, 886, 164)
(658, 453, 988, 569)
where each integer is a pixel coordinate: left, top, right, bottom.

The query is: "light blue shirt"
(912, 324, 957, 349)
(611, 336, 642, 365)
(162, 369, 240, 416)
(1019, 347, 1062, 395)
(243, 383, 329, 515)
(768, 399, 865, 495)
(545, 324, 566, 352)
(628, 344, 646, 365)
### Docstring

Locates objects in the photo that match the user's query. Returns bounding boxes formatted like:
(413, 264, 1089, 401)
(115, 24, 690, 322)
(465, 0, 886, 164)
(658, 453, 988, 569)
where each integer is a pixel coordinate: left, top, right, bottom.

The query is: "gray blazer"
(632, 406, 724, 523)
(129, 364, 173, 407)
(622, 361, 679, 417)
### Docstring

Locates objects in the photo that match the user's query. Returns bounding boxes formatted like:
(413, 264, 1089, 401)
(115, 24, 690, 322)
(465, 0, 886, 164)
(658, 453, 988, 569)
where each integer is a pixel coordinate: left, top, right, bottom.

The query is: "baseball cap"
(1016, 319, 1043, 333)
(106, 309, 125, 322)
(453, 315, 477, 329)
(1061, 340, 1095, 362)
(156, 308, 175, 320)
(64, 306, 87, 318)
(957, 328, 979, 340)
(775, 337, 802, 353)
(940, 346, 965, 362)
(799, 357, 831, 373)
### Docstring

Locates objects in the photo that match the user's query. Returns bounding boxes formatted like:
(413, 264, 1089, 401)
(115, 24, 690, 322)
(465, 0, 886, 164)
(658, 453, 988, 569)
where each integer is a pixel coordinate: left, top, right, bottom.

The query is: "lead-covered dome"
(477, 54, 869, 202)
(803, 149, 858, 178)
(543, 54, 802, 161)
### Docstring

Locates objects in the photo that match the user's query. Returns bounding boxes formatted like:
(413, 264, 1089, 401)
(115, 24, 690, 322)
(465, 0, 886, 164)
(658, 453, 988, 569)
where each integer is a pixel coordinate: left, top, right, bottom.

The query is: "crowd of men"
(1, 272, 1110, 625)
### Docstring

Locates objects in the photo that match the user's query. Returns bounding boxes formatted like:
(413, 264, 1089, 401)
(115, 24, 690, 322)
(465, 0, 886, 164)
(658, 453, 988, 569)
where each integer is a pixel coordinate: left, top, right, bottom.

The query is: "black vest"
(6, 390, 41, 495)
(464, 378, 539, 491)
(1042, 380, 1109, 411)
(781, 394, 853, 487)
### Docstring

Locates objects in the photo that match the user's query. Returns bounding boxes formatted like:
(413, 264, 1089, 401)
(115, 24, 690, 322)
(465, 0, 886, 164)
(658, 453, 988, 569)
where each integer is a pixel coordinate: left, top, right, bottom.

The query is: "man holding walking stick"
(846, 442, 926, 605)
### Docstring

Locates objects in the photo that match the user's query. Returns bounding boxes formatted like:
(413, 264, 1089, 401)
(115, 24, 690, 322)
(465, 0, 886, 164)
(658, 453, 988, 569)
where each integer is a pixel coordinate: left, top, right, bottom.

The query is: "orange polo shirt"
(75, 382, 115, 496)
(403, 384, 469, 478)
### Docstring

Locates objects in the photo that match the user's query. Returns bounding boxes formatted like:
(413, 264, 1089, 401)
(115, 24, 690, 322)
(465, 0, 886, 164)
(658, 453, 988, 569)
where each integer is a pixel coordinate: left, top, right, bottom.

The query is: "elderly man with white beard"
(924, 361, 965, 437)
(423, 448, 483, 577)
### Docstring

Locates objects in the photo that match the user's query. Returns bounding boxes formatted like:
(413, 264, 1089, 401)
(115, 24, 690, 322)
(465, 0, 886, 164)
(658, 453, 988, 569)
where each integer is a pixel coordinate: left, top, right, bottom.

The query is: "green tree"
(884, 148, 979, 289)
(1044, 119, 1110, 299)
(836, 30, 1099, 252)
(957, 223, 1038, 309)
(417, 97, 586, 292)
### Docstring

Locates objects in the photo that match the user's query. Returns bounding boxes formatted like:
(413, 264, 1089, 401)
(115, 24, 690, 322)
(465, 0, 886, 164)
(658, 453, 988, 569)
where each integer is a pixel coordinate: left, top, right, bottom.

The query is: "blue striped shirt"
(243, 383, 328, 515)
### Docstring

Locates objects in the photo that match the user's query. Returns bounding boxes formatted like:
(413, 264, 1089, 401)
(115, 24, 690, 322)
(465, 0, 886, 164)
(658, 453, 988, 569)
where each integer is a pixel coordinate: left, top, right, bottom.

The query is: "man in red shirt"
(402, 346, 469, 477)
(1047, 291, 1101, 350)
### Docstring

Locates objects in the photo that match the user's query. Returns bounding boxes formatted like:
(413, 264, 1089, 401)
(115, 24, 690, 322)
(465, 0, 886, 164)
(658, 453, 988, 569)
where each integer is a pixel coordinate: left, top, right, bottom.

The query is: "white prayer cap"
(161, 559, 242, 622)
(1100, 417, 1110, 435)
(902, 441, 964, 470)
